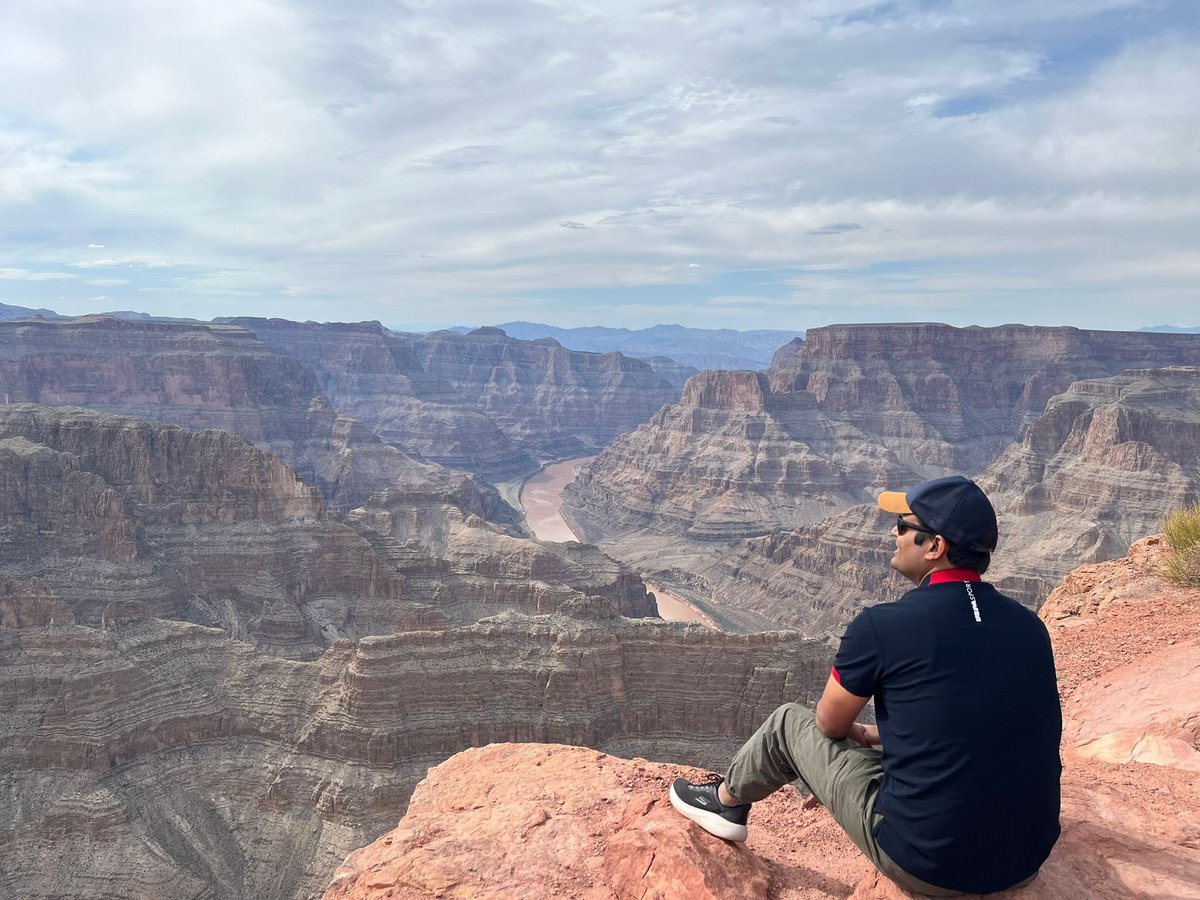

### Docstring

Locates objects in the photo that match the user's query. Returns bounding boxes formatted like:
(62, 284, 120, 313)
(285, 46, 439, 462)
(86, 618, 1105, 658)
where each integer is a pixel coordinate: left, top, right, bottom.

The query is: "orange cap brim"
(877, 490, 911, 514)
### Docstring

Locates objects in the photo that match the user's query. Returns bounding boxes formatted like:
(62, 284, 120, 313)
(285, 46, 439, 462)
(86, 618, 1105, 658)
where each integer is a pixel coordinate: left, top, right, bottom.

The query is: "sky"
(0, 0, 1197, 332)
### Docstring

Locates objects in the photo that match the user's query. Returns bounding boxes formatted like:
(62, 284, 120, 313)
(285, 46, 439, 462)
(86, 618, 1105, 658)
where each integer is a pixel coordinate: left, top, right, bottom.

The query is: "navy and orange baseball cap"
(878, 475, 998, 552)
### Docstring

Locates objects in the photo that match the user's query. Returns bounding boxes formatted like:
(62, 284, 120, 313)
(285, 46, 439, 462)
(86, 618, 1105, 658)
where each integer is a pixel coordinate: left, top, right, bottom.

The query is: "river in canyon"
(519, 457, 713, 627)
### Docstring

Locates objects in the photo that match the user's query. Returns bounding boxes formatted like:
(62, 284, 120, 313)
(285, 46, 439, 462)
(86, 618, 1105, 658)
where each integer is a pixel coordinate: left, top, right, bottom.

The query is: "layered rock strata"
(980, 366, 1200, 600)
(0, 316, 500, 513)
(570, 324, 1200, 545)
(348, 486, 657, 623)
(0, 598, 828, 900)
(225, 319, 680, 478)
(686, 371, 1200, 639)
(566, 325, 1200, 636)
(0, 405, 659, 654)
(567, 369, 917, 542)
(771, 323, 1200, 474)
(0, 404, 424, 658)
(324, 536, 1200, 899)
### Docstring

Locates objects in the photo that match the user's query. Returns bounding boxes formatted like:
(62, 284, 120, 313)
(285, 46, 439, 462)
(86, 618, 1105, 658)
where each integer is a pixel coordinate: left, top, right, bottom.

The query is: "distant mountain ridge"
(0, 302, 63, 320)
(451, 321, 802, 371)
(1141, 324, 1200, 333)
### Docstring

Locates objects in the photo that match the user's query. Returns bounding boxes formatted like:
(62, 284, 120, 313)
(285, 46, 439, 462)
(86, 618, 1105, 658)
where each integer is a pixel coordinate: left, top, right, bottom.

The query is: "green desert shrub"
(1162, 503, 1200, 586)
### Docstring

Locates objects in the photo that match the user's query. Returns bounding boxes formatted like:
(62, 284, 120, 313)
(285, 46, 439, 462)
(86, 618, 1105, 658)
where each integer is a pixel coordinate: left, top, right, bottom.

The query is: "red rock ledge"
(324, 537, 1200, 899)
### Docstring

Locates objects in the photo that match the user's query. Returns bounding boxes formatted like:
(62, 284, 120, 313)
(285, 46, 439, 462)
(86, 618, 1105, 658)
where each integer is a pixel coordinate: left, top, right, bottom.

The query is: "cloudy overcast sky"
(1, 0, 1196, 331)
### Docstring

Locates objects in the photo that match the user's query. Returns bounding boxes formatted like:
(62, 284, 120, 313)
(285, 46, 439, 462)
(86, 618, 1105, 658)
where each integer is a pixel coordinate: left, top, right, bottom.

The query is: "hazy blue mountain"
(0, 303, 203, 324)
(0, 302, 63, 320)
(451, 322, 802, 370)
(1141, 324, 1200, 333)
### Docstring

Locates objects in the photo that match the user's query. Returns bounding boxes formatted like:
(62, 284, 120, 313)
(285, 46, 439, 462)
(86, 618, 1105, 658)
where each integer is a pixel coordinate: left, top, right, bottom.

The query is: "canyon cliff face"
(565, 325, 1200, 637)
(0, 397, 831, 900)
(643, 366, 1200, 640)
(323, 536, 1200, 900)
(570, 324, 1200, 543)
(771, 323, 1200, 474)
(224, 319, 680, 479)
(981, 366, 1200, 600)
(0, 316, 501, 514)
(347, 486, 656, 623)
(0, 597, 829, 900)
(568, 369, 915, 542)
(0, 405, 659, 656)
(0, 404, 430, 659)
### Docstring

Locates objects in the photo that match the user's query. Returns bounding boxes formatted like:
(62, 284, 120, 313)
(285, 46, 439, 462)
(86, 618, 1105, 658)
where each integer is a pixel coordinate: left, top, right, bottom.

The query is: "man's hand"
(847, 723, 881, 748)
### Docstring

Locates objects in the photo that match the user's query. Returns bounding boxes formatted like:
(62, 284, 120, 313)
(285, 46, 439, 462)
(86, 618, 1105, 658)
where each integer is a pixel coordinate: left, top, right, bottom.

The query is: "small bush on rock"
(1162, 503, 1200, 586)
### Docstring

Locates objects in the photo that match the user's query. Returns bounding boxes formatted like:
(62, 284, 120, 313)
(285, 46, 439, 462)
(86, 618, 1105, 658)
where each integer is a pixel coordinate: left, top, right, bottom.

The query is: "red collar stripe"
(927, 569, 982, 584)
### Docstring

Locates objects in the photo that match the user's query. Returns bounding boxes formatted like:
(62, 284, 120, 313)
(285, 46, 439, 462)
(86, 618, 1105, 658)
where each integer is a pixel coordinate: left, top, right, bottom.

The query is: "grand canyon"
(1, 315, 1198, 898)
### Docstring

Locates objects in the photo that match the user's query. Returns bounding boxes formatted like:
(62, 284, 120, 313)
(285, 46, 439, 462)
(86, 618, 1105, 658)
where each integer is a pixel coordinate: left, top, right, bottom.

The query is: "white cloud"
(0, 267, 77, 281)
(0, 0, 1195, 329)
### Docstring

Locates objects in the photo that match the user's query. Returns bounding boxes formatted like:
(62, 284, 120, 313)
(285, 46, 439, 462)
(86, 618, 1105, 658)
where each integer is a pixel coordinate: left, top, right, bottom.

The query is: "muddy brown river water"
(518, 457, 711, 626)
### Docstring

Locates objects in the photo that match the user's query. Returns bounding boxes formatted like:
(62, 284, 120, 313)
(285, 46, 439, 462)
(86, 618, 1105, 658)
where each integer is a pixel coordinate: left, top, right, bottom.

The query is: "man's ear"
(924, 535, 950, 562)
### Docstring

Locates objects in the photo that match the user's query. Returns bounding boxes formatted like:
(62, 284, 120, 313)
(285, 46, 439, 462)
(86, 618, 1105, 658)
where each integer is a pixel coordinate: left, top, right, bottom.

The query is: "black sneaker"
(669, 775, 750, 842)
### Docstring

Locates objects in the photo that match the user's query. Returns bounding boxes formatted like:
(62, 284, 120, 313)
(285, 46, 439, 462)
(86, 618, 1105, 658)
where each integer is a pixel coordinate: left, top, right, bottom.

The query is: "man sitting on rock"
(669, 476, 1062, 896)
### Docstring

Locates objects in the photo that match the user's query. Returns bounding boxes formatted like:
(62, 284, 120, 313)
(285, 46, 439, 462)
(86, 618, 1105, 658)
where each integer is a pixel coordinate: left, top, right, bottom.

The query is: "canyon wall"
(0, 404, 426, 658)
(980, 366, 1200, 599)
(565, 325, 1200, 638)
(567, 369, 916, 541)
(0, 399, 830, 899)
(0, 595, 829, 900)
(225, 319, 680, 478)
(772, 323, 1200, 474)
(667, 366, 1200, 640)
(0, 405, 658, 652)
(0, 316, 502, 514)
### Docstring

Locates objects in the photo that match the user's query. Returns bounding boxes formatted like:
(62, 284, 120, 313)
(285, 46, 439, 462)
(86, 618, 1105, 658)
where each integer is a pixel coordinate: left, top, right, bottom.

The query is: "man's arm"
(814, 672, 878, 746)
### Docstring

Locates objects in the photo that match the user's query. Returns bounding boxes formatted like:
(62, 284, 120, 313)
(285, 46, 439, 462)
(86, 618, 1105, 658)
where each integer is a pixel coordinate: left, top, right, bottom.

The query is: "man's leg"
(723, 702, 883, 852)
(722, 703, 963, 897)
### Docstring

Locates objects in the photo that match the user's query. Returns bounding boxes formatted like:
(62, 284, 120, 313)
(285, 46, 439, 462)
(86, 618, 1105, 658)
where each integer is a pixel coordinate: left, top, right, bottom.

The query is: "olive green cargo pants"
(724, 703, 1035, 897)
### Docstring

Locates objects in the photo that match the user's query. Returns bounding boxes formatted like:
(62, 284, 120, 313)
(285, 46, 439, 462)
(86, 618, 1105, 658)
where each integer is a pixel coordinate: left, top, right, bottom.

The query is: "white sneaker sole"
(669, 783, 748, 842)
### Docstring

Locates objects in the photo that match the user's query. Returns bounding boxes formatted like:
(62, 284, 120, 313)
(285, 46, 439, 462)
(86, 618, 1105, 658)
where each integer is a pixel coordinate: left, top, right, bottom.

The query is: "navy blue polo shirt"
(832, 570, 1062, 894)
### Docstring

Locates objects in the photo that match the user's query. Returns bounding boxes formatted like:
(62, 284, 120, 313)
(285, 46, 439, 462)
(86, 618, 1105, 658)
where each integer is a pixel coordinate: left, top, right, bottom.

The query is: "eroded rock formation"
(565, 326, 1200, 635)
(980, 367, 1200, 600)
(322, 536, 1200, 899)
(0, 599, 828, 899)
(224, 319, 680, 479)
(771, 323, 1200, 474)
(0, 399, 837, 898)
(0, 404, 424, 658)
(0, 316, 500, 513)
(349, 488, 656, 623)
(570, 324, 1200, 544)
(567, 369, 915, 542)
(0, 405, 664, 653)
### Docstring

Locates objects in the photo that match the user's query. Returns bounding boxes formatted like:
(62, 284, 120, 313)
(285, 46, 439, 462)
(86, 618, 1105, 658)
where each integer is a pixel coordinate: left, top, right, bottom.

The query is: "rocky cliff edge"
(322, 536, 1200, 899)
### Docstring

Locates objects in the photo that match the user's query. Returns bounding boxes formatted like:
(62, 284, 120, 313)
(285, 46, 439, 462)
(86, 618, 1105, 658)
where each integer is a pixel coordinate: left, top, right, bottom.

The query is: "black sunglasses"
(895, 514, 938, 537)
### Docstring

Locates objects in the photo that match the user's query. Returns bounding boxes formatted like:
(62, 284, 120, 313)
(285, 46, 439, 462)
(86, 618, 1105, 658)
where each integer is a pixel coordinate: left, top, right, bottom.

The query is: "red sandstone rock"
(322, 744, 772, 900)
